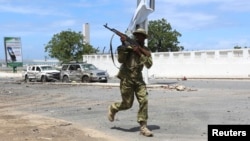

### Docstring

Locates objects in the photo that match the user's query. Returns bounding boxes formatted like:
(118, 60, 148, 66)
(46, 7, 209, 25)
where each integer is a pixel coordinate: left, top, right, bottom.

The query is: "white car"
(23, 65, 60, 82)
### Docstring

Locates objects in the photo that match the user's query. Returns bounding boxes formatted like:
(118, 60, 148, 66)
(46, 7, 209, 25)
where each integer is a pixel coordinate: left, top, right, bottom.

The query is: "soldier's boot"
(140, 121, 153, 137)
(108, 105, 116, 122)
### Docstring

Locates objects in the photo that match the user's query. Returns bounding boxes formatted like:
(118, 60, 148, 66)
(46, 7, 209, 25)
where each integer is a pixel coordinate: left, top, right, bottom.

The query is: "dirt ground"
(0, 77, 117, 141)
(0, 110, 104, 141)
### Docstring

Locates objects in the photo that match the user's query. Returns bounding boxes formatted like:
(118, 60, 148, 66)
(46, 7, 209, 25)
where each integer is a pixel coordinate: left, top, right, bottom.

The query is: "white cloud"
(70, 0, 112, 7)
(169, 12, 217, 30)
(218, 0, 250, 12)
(181, 37, 250, 51)
(150, 0, 250, 31)
(156, 0, 222, 6)
(51, 20, 77, 28)
(150, 2, 218, 30)
(0, 2, 68, 16)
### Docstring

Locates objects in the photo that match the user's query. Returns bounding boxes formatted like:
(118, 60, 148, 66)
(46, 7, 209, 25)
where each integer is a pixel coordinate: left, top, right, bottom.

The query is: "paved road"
(1, 78, 250, 141)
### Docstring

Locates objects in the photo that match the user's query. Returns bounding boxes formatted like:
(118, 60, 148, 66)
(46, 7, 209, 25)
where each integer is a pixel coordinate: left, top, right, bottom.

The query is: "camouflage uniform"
(110, 44, 153, 123)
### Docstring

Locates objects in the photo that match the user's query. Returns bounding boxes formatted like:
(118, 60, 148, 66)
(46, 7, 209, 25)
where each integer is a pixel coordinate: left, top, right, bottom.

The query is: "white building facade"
(83, 49, 250, 79)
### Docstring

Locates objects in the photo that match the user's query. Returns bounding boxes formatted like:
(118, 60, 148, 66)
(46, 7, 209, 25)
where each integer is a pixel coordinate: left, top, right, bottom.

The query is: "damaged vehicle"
(60, 62, 109, 83)
(23, 65, 60, 82)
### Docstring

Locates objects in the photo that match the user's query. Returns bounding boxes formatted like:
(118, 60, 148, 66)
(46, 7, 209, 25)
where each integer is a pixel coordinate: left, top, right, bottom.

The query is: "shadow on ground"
(111, 125, 160, 132)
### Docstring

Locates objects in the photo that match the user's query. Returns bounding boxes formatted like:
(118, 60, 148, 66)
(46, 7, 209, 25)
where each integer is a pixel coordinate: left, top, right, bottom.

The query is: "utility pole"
(137, 0, 155, 84)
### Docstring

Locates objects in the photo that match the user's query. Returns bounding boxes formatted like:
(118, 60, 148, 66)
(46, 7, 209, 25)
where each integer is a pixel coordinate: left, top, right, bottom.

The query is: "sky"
(1, 0, 250, 60)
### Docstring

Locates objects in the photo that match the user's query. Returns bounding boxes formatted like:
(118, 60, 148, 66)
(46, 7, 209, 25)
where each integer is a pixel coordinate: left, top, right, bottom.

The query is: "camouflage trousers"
(110, 78, 149, 123)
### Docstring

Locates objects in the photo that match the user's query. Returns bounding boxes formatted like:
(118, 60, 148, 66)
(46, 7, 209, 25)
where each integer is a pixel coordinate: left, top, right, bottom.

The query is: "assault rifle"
(103, 23, 151, 57)
(103, 23, 140, 51)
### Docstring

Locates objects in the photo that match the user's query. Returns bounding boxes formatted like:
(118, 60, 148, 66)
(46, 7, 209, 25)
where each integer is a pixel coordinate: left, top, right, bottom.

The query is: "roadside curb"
(49, 82, 167, 88)
(47, 82, 194, 91)
(0, 72, 22, 77)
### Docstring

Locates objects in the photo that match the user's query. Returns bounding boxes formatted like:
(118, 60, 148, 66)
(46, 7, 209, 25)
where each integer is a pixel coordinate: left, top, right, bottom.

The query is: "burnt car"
(23, 65, 60, 82)
(60, 62, 109, 83)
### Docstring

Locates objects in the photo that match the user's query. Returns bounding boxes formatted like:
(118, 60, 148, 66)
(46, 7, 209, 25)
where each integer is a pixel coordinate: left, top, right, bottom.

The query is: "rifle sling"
(110, 34, 120, 69)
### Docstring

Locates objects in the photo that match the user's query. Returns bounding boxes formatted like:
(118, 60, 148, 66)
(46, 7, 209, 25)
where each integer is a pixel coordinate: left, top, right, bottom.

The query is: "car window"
(36, 67, 41, 71)
(41, 66, 53, 70)
(81, 64, 97, 70)
(62, 65, 68, 71)
(69, 65, 75, 70)
(75, 65, 81, 70)
(32, 66, 36, 71)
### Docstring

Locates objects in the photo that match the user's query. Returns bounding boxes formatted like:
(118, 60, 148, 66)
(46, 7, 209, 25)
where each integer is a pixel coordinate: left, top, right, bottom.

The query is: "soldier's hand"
(132, 45, 142, 56)
(132, 45, 139, 52)
(120, 36, 126, 42)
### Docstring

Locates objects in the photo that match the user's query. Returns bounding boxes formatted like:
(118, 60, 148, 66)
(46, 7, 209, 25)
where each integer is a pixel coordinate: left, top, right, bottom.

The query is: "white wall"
(83, 49, 250, 79)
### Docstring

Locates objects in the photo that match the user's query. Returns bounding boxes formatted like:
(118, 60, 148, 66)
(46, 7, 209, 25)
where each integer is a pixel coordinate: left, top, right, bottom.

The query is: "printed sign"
(4, 37, 23, 67)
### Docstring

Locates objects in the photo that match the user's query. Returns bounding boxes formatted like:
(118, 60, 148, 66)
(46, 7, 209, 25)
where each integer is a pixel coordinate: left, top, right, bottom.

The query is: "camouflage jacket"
(116, 45, 153, 80)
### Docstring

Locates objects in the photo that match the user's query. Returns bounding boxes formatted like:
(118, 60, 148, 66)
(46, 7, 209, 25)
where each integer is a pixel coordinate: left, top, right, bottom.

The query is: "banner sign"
(4, 37, 23, 67)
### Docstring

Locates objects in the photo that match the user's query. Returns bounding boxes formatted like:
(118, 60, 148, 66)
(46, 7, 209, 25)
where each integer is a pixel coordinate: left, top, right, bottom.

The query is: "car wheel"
(82, 76, 90, 83)
(62, 76, 69, 83)
(24, 75, 29, 83)
(41, 76, 47, 82)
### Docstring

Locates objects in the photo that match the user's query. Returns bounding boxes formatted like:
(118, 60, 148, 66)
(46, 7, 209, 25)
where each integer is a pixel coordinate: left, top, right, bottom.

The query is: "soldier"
(108, 28, 153, 137)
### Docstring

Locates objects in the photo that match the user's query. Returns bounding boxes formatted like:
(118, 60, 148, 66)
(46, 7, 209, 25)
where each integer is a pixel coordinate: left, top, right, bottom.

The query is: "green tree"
(148, 18, 183, 52)
(45, 30, 97, 63)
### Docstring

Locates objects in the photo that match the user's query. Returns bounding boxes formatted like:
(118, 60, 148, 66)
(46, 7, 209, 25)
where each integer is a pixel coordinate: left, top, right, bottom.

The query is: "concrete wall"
(83, 49, 250, 79)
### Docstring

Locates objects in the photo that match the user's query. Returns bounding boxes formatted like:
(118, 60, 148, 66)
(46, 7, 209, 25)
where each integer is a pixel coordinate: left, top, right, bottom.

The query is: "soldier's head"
(133, 28, 148, 41)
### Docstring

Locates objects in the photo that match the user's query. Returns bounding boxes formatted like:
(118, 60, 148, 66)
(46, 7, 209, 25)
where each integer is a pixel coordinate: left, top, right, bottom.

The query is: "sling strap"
(110, 34, 120, 69)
